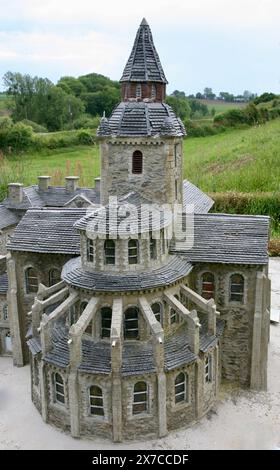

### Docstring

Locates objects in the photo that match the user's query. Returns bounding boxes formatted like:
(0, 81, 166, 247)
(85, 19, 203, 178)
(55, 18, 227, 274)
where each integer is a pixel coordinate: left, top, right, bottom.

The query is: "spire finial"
(140, 18, 148, 26)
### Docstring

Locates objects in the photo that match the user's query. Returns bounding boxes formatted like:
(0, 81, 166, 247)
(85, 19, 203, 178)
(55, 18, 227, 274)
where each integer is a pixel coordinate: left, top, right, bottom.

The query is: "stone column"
(195, 359, 204, 419)
(39, 361, 48, 422)
(157, 372, 167, 437)
(111, 297, 123, 442)
(112, 374, 122, 442)
(6, 253, 24, 366)
(250, 272, 265, 390)
(68, 371, 80, 438)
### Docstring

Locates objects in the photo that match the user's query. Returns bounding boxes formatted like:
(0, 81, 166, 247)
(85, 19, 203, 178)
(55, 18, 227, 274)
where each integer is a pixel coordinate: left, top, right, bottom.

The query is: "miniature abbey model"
(0, 19, 270, 442)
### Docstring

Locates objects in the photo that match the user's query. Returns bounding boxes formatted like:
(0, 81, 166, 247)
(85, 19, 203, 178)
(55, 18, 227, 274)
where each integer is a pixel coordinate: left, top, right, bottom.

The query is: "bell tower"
(97, 18, 186, 206)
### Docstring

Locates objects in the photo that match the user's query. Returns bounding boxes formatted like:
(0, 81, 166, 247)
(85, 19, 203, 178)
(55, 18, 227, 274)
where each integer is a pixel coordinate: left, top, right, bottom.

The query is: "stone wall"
(100, 138, 183, 206)
(190, 263, 262, 386)
(9, 251, 73, 364)
(0, 294, 10, 355)
(166, 364, 196, 431)
(0, 226, 16, 256)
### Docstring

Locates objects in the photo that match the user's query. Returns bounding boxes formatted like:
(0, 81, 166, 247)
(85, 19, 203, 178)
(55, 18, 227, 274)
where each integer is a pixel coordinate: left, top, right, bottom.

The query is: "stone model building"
(0, 19, 270, 442)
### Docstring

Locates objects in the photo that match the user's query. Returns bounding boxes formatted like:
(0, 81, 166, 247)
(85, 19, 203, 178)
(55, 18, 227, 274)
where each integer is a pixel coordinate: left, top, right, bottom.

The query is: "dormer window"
(132, 150, 143, 174)
(136, 84, 142, 99)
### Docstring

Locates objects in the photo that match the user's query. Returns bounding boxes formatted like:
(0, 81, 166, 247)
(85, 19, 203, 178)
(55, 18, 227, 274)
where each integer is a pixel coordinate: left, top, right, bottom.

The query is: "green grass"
(183, 118, 280, 193)
(0, 145, 99, 200)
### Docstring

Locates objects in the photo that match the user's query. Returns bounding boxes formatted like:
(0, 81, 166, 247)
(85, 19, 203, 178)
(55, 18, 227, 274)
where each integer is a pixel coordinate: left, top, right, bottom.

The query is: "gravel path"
(0, 259, 279, 450)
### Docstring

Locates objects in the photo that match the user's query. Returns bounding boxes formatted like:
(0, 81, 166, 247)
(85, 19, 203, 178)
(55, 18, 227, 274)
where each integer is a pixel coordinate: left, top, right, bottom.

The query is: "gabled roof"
(0, 205, 20, 230)
(183, 180, 214, 214)
(7, 208, 86, 254)
(120, 18, 168, 83)
(171, 213, 270, 265)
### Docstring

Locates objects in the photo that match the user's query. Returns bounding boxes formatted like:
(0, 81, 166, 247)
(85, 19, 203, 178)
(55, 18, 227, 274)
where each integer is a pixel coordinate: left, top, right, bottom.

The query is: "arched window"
(104, 239, 115, 265)
(133, 381, 148, 414)
(128, 239, 139, 264)
(54, 373, 65, 404)
(150, 234, 157, 260)
(25, 267, 38, 294)
(87, 238, 94, 262)
(230, 274, 244, 302)
(132, 150, 143, 174)
(201, 272, 215, 300)
(151, 84, 156, 100)
(151, 302, 163, 324)
(205, 354, 212, 382)
(89, 385, 104, 416)
(3, 303, 8, 321)
(101, 306, 112, 338)
(175, 372, 188, 404)
(49, 268, 61, 287)
(124, 307, 139, 339)
(136, 83, 142, 99)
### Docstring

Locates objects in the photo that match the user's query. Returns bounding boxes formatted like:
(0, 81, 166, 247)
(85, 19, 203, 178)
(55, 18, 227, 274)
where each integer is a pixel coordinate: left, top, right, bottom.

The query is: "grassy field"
(184, 118, 280, 192)
(200, 98, 246, 114)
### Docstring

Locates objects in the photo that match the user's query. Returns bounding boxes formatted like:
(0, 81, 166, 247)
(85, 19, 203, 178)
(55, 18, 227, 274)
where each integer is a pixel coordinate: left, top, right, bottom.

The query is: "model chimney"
(8, 183, 24, 204)
(38, 176, 51, 192)
(94, 177, 101, 193)
(65, 176, 79, 192)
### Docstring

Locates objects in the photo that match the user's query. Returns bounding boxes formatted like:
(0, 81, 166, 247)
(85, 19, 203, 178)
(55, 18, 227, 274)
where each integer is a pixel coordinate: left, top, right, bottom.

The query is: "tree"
(204, 87, 216, 100)
(81, 86, 120, 117)
(57, 76, 86, 96)
(166, 95, 191, 120)
(195, 92, 204, 100)
(219, 91, 235, 102)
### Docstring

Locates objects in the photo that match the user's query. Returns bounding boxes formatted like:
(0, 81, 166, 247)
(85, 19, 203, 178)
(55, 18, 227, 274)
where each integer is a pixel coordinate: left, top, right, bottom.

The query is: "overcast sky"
(0, 0, 279, 95)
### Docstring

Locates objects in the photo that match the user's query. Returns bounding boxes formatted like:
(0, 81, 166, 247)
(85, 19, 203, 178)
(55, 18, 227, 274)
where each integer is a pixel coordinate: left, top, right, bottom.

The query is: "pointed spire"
(140, 17, 148, 26)
(96, 117, 112, 137)
(120, 19, 168, 84)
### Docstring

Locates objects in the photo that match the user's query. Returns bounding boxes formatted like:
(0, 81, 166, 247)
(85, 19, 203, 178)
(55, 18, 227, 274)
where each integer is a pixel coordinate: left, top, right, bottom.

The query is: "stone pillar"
(39, 361, 48, 422)
(188, 310, 200, 355)
(112, 374, 122, 442)
(207, 299, 216, 336)
(6, 253, 24, 366)
(157, 372, 167, 437)
(215, 344, 219, 397)
(195, 359, 204, 419)
(68, 371, 80, 438)
(8, 183, 24, 204)
(111, 297, 123, 442)
(250, 272, 265, 390)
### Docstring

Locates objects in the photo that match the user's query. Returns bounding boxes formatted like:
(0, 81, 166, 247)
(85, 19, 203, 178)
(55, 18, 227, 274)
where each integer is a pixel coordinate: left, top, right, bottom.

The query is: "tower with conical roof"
(97, 18, 186, 206)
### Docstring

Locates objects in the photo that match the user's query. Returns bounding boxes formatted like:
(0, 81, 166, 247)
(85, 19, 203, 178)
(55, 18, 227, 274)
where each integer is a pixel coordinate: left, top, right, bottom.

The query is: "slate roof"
(2, 185, 100, 210)
(62, 255, 192, 292)
(183, 180, 214, 214)
(0, 273, 8, 294)
(172, 213, 269, 265)
(39, 325, 199, 375)
(8, 208, 86, 254)
(120, 18, 168, 84)
(164, 325, 197, 371)
(97, 101, 186, 137)
(75, 191, 172, 236)
(0, 204, 20, 230)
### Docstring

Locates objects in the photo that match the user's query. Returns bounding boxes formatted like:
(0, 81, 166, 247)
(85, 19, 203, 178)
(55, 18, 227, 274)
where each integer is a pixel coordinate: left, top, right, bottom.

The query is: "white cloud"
(0, 0, 279, 31)
(0, 30, 126, 79)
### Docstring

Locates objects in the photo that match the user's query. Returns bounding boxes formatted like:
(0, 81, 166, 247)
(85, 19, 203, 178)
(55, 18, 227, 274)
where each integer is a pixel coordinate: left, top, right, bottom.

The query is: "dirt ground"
(0, 259, 279, 450)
